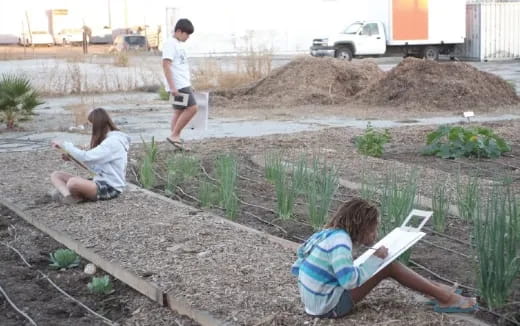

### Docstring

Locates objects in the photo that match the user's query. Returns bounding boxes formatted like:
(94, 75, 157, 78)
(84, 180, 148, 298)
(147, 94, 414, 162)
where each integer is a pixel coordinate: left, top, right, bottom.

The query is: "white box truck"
(310, 0, 466, 60)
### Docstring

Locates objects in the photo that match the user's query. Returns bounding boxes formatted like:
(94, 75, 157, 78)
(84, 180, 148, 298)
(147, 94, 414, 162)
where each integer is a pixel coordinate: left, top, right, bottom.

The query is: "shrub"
(158, 87, 170, 101)
(354, 122, 391, 157)
(49, 249, 80, 269)
(87, 275, 114, 295)
(0, 73, 43, 128)
(422, 125, 511, 159)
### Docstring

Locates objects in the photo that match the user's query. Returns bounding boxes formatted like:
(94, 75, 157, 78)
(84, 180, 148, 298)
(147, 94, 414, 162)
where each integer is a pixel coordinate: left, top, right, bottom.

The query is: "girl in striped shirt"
(292, 198, 477, 318)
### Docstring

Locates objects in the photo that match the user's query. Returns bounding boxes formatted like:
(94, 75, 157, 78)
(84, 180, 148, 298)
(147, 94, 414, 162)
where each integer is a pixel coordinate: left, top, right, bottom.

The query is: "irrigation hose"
(0, 282, 38, 326)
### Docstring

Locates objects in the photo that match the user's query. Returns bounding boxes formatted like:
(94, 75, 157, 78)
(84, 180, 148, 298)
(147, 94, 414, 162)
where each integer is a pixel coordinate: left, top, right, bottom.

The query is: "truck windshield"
(342, 23, 362, 35)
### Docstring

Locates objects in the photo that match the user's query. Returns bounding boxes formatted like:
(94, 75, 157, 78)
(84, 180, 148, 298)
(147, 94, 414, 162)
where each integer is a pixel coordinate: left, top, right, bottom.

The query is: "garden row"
(135, 132, 519, 315)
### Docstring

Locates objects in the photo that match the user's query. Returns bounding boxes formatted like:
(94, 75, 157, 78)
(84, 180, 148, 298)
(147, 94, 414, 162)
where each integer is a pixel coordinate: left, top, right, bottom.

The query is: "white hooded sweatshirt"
(62, 131, 131, 192)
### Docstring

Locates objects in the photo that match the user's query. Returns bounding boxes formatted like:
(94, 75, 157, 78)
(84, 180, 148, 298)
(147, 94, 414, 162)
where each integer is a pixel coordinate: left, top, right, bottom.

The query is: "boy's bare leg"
(169, 105, 198, 142)
(350, 262, 476, 308)
(170, 109, 182, 140)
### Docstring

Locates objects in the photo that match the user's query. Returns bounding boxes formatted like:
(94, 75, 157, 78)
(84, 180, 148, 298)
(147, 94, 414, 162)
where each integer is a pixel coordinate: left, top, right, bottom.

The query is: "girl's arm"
(330, 246, 383, 289)
(62, 137, 122, 165)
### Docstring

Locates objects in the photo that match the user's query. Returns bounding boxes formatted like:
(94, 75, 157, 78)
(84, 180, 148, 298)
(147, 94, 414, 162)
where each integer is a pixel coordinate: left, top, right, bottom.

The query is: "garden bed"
(131, 119, 520, 325)
(0, 145, 485, 325)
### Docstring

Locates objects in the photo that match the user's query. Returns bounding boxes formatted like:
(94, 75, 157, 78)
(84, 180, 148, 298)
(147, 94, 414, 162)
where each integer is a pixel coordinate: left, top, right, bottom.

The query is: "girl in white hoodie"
(50, 108, 131, 203)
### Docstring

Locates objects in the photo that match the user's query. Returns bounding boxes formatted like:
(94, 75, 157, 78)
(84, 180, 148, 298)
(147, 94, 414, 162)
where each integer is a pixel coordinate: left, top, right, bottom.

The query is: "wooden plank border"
(0, 198, 164, 305)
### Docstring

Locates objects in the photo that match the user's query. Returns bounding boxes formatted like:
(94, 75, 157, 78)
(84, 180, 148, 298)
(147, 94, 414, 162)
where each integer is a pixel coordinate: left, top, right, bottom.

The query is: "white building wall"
(465, 2, 520, 60)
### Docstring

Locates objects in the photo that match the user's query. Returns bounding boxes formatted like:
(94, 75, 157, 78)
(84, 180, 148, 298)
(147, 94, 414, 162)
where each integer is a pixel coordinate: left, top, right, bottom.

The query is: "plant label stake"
(463, 111, 474, 123)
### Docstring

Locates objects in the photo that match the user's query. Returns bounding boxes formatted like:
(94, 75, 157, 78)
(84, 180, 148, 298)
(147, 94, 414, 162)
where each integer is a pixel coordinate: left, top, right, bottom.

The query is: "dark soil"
(0, 206, 200, 326)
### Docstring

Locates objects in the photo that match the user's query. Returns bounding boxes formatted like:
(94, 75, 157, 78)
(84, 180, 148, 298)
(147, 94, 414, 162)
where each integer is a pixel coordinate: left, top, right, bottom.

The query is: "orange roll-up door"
(392, 0, 428, 40)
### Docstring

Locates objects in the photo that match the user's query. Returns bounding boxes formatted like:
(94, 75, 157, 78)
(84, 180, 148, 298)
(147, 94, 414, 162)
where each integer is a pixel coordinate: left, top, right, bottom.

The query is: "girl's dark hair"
(175, 19, 194, 34)
(325, 198, 379, 243)
(88, 108, 118, 148)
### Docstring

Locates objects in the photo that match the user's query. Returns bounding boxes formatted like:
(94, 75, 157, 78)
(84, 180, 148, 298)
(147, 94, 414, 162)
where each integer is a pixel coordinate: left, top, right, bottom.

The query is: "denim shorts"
(317, 290, 354, 319)
(95, 180, 121, 200)
(173, 87, 197, 109)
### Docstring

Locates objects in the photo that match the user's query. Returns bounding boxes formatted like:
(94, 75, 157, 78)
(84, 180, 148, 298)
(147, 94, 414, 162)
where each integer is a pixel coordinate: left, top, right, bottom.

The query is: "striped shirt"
(291, 229, 382, 315)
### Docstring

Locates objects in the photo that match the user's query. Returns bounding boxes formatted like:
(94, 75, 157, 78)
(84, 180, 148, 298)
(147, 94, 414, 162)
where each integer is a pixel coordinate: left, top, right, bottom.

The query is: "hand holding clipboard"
(52, 141, 97, 177)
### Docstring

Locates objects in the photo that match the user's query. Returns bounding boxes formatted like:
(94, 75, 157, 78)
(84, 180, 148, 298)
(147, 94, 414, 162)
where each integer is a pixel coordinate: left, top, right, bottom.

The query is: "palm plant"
(0, 74, 42, 128)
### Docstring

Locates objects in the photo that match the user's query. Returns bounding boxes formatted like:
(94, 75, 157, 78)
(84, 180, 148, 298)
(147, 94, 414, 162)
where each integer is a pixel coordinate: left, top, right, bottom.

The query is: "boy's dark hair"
(325, 198, 379, 244)
(175, 19, 194, 34)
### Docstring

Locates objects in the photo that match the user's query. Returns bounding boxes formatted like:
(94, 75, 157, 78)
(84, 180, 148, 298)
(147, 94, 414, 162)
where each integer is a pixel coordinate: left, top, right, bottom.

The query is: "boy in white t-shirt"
(162, 18, 197, 151)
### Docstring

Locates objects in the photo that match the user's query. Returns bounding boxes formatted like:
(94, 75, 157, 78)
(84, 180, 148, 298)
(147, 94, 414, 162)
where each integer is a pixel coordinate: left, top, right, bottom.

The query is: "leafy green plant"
(158, 86, 170, 101)
(264, 151, 285, 183)
(0, 73, 43, 128)
(456, 173, 480, 221)
(354, 122, 391, 157)
(216, 154, 238, 219)
(474, 179, 520, 309)
(305, 158, 339, 230)
(274, 170, 297, 220)
(431, 178, 450, 232)
(198, 179, 218, 208)
(165, 153, 200, 194)
(422, 125, 511, 159)
(87, 275, 114, 295)
(49, 249, 80, 269)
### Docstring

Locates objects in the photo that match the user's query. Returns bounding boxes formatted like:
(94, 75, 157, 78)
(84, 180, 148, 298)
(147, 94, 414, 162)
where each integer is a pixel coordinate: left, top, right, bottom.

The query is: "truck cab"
(311, 21, 387, 60)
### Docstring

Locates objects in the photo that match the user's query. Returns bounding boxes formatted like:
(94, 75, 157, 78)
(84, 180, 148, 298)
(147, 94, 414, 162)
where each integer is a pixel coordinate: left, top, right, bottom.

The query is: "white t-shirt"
(162, 38, 191, 91)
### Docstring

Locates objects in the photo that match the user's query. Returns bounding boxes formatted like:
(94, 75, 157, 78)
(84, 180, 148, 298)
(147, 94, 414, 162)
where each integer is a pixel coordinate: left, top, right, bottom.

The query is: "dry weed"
(67, 103, 90, 126)
(113, 52, 129, 67)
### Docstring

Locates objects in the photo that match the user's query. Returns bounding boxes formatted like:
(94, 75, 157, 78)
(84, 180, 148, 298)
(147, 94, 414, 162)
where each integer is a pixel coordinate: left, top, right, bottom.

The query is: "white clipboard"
(354, 209, 432, 278)
(186, 92, 209, 131)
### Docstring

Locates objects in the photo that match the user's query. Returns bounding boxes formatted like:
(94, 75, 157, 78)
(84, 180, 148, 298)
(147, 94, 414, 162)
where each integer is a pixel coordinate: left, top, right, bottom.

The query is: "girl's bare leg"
(350, 262, 476, 308)
(50, 171, 97, 201)
(50, 171, 74, 197)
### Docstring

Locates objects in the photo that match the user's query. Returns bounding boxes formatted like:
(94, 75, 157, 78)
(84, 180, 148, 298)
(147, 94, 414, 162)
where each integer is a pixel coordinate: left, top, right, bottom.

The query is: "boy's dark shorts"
(173, 87, 197, 110)
(95, 180, 121, 200)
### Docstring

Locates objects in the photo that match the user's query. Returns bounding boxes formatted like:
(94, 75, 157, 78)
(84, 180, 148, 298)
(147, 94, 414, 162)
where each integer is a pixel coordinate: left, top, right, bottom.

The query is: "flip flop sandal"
(425, 288, 462, 305)
(434, 297, 478, 313)
(166, 138, 189, 151)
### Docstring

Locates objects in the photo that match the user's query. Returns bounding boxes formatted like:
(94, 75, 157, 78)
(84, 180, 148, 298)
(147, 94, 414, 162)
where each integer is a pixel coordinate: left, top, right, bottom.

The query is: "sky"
(0, 0, 378, 53)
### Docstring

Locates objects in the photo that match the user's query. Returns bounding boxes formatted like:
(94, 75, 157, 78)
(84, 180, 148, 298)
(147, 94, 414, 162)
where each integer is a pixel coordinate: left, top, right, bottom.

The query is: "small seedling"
(87, 275, 114, 295)
(355, 122, 391, 157)
(49, 249, 80, 269)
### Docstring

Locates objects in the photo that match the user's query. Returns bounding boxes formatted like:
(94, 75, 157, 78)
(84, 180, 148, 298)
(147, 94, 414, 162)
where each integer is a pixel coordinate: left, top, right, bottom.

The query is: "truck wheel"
(335, 47, 353, 61)
(423, 46, 439, 60)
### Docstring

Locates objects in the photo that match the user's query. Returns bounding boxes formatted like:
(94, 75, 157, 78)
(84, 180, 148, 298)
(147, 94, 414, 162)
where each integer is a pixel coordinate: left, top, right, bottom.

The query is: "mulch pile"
(355, 57, 520, 109)
(212, 56, 384, 107)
